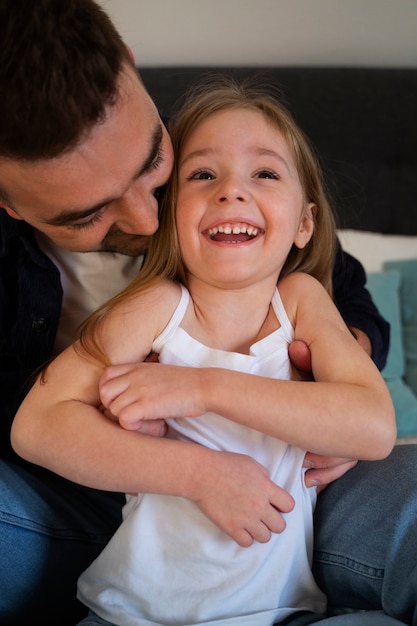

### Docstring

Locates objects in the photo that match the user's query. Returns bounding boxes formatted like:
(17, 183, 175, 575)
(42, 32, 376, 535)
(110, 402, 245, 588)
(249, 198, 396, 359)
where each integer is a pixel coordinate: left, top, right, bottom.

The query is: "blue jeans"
(313, 444, 417, 624)
(0, 459, 124, 625)
(1, 445, 416, 625)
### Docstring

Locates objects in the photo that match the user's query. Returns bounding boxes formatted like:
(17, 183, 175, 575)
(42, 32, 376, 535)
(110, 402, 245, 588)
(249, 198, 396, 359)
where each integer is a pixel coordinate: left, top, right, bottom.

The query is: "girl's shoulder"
(279, 271, 323, 290)
(123, 278, 182, 309)
(108, 278, 182, 316)
(278, 271, 334, 328)
(278, 271, 327, 306)
(99, 279, 183, 361)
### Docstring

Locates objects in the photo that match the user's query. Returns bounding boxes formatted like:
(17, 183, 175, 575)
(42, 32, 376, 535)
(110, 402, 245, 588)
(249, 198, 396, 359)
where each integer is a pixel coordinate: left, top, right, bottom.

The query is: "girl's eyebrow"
(179, 148, 214, 168)
(180, 146, 291, 174)
(253, 148, 291, 173)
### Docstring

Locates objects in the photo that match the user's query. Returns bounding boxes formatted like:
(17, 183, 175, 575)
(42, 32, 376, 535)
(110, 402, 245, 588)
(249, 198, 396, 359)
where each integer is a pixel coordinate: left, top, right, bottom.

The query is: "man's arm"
(332, 240, 390, 369)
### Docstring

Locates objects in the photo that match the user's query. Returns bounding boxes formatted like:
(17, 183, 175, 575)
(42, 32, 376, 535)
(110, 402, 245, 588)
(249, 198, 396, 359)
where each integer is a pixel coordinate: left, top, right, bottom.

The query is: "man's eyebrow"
(45, 123, 164, 227)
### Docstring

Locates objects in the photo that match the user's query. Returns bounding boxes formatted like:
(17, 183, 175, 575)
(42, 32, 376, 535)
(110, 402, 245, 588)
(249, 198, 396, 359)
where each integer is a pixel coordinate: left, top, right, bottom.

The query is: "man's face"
(0, 65, 174, 255)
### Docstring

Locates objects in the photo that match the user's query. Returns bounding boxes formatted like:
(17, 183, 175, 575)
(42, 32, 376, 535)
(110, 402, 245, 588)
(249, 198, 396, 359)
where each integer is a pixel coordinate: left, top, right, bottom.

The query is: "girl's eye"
(254, 169, 279, 180)
(187, 169, 215, 181)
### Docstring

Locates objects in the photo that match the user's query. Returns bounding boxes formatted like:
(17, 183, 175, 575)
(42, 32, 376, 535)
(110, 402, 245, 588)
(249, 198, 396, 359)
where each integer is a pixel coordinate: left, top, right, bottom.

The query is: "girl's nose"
(218, 193, 246, 202)
(216, 176, 248, 203)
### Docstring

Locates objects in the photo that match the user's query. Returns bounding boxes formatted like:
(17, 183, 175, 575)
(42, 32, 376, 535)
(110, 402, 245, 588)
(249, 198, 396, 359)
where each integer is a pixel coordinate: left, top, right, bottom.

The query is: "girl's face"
(176, 107, 314, 288)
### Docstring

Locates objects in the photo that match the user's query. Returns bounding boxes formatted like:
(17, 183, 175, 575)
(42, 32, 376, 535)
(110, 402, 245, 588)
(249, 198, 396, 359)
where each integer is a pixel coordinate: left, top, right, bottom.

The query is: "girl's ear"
(294, 202, 315, 249)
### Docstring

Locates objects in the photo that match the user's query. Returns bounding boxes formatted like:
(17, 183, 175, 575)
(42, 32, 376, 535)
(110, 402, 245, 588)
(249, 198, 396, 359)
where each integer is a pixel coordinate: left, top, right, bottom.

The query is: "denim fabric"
(0, 459, 124, 625)
(313, 444, 417, 625)
(2, 446, 417, 625)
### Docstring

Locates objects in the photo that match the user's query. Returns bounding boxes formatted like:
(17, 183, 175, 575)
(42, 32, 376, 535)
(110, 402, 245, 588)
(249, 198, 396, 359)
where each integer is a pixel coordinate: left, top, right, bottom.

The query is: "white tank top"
(78, 285, 326, 626)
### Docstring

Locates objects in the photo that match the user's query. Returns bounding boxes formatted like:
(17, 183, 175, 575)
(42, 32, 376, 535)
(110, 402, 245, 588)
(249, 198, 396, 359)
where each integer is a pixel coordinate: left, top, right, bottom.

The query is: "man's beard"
(100, 230, 151, 256)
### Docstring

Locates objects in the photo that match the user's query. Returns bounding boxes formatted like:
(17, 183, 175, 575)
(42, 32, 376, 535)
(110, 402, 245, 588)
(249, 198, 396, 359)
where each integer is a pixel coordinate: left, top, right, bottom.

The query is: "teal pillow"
(366, 270, 405, 379)
(384, 259, 417, 397)
(385, 378, 417, 439)
(368, 263, 417, 438)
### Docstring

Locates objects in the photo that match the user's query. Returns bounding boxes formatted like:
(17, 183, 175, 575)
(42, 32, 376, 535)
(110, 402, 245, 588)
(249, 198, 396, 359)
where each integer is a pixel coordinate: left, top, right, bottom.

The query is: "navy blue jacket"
(0, 211, 389, 460)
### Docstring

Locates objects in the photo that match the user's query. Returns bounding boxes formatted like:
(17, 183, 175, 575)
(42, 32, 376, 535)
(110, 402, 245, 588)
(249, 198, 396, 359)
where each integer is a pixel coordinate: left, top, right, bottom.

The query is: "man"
(1, 2, 415, 625)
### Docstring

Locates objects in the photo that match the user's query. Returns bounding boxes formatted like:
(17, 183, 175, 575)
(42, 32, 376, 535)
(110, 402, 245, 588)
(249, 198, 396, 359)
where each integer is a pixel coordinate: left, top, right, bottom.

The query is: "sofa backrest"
(139, 66, 417, 236)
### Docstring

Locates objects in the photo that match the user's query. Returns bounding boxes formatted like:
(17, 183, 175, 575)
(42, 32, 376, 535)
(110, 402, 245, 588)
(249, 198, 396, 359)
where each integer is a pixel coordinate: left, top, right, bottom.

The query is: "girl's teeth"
(209, 225, 257, 234)
(207, 224, 259, 237)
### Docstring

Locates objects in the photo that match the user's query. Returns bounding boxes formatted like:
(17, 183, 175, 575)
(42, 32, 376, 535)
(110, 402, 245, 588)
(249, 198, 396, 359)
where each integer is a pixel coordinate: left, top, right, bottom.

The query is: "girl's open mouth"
(206, 222, 262, 243)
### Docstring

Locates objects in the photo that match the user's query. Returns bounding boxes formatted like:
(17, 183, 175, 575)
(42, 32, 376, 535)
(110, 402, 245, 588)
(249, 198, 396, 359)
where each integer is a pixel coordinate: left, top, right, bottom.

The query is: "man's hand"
(288, 339, 313, 380)
(303, 453, 358, 493)
(289, 327, 372, 376)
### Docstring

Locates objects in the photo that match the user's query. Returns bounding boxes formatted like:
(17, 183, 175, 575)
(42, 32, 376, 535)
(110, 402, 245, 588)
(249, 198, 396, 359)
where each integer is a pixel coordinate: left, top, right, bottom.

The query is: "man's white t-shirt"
(36, 232, 143, 353)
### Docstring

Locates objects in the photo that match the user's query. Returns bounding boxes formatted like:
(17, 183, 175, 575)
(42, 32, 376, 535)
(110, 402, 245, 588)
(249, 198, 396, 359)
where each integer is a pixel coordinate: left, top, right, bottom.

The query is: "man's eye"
(70, 212, 104, 230)
(187, 169, 215, 181)
(255, 170, 279, 180)
(151, 150, 164, 171)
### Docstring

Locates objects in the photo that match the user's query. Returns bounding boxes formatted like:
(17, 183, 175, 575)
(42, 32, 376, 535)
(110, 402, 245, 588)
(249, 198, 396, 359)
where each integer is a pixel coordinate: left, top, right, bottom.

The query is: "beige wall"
(98, 0, 417, 67)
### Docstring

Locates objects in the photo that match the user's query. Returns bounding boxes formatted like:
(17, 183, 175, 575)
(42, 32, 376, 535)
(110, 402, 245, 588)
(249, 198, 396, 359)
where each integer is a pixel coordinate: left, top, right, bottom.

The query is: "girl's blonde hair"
(79, 75, 337, 364)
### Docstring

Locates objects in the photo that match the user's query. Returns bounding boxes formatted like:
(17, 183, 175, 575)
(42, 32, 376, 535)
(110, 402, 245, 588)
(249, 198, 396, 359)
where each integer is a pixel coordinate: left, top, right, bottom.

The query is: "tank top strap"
(272, 286, 294, 343)
(152, 284, 190, 351)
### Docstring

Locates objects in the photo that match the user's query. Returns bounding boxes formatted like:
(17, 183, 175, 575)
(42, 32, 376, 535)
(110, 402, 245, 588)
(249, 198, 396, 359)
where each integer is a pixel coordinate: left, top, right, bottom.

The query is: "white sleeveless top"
(77, 285, 326, 626)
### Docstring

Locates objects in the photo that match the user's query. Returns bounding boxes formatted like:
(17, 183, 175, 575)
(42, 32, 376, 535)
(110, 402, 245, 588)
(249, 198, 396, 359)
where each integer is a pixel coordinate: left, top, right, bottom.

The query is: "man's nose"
(114, 188, 159, 235)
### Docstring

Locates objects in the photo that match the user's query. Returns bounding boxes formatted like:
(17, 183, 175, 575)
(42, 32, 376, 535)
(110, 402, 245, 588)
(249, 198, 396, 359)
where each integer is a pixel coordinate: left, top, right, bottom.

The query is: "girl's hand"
(190, 450, 295, 547)
(100, 404, 167, 437)
(99, 362, 205, 430)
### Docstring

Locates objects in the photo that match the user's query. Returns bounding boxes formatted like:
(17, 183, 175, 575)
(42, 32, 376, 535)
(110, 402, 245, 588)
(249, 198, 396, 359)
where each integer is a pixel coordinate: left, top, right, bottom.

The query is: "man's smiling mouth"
(206, 222, 261, 243)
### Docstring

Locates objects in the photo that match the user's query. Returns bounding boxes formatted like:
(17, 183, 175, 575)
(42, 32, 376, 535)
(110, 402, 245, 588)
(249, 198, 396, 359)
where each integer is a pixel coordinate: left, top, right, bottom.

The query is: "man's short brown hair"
(0, 0, 132, 160)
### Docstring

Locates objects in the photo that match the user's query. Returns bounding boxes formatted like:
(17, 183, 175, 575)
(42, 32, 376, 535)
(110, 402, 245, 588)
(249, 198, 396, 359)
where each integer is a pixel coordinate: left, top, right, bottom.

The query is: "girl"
(12, 77, 396, 626)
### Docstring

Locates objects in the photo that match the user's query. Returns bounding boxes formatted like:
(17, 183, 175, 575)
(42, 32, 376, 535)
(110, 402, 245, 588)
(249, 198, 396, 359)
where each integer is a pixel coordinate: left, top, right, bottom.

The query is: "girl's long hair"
(78, 75, 337, 365)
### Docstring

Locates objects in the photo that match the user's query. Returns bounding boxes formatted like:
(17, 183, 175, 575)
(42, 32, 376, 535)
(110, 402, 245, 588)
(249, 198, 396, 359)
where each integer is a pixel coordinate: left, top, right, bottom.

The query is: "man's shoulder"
(0, 210, 34, 253)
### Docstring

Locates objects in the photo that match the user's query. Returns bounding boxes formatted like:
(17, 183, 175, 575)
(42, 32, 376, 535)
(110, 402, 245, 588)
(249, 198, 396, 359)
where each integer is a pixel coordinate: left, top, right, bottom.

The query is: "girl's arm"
(11, 284, 294, 547)
(99, 273, 396, 461)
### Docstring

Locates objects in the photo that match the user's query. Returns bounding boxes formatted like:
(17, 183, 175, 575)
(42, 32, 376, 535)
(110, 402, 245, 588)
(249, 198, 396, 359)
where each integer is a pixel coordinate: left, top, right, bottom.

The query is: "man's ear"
(125, 44, 135, 65)
(294, 203, 315, 249)
(0, 204, 23, 220)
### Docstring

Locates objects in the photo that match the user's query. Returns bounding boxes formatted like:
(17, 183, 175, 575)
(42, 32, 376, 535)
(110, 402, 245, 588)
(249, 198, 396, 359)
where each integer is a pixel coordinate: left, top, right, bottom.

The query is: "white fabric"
(337, 229, 417, 273)
(36, 232, 143, 353)
(78, 285, 326, 626)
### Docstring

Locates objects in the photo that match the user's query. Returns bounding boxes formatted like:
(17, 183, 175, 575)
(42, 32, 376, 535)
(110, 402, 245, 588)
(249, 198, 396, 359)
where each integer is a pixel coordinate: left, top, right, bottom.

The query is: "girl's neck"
(181, 275, 280, 354)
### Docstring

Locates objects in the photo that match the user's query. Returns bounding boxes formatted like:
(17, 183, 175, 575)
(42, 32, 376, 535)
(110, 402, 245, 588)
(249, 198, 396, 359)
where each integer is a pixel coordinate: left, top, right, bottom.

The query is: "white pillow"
(337, 229, 417, 273)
